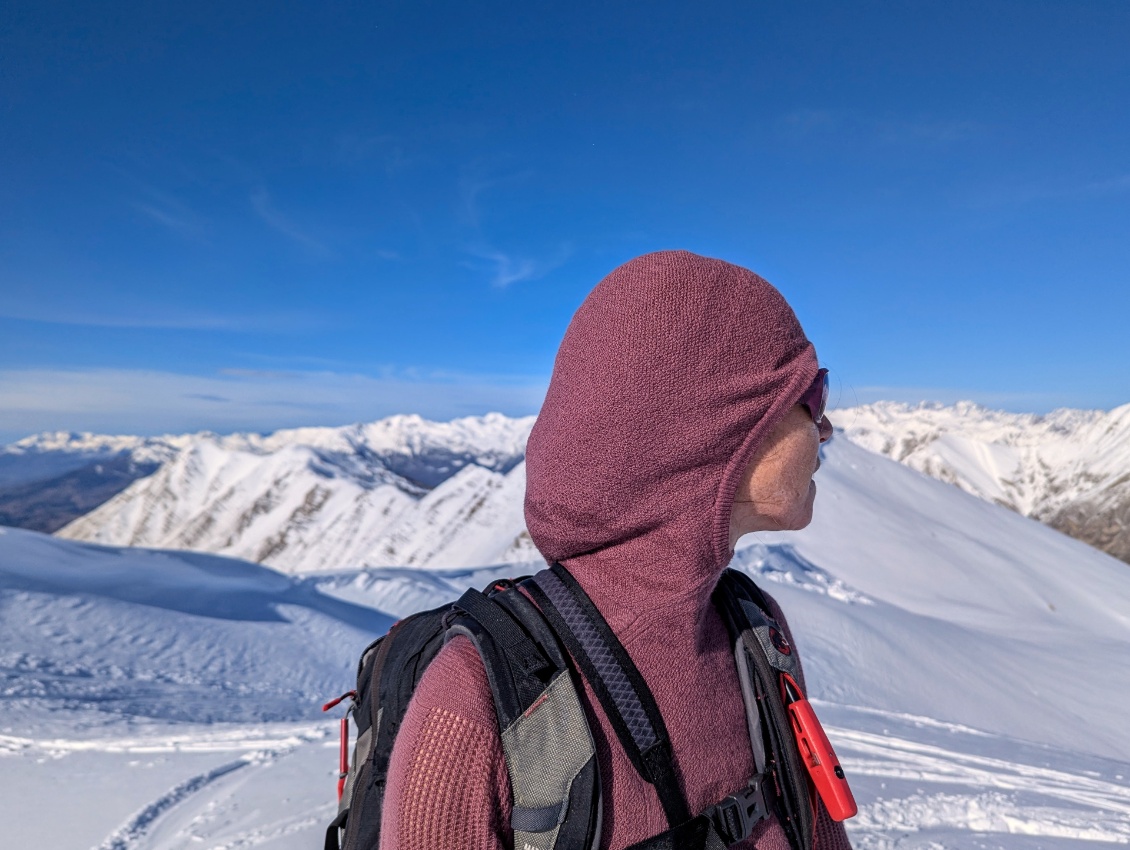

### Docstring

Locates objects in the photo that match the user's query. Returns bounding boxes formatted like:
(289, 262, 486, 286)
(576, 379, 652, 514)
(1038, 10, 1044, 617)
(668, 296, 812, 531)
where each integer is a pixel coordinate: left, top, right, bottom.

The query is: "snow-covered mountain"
(4, 438, 1130, 849)
(835, 400, 1130, 564)
(19, 401, 1130, 572)
(53, 413, 538, 572)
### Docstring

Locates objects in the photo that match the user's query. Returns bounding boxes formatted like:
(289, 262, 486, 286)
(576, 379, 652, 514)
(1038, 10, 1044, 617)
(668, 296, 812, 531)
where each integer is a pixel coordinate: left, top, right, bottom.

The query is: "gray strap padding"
(733, 638, 766, 774)
(338, 723, 372, 816)
(534, 568, 658, 752)
(738, 598, 799, 677)
(512, 802, 567, 833)
(501, 668, 597, 850)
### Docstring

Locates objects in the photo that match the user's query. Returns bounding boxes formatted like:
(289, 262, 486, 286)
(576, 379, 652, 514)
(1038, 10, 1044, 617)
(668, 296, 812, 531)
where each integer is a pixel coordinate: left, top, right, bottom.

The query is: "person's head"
(524, 250, 829, 587)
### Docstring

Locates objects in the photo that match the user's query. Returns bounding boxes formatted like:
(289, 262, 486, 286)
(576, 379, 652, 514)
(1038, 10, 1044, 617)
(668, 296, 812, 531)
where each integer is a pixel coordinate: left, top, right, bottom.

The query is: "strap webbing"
(527, 565, 692, 828)
(455, 588, 552, 679)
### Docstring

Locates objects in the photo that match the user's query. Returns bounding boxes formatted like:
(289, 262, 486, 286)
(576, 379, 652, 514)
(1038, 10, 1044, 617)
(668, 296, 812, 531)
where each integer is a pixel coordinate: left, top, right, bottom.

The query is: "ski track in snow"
(832, 726, 1130, 847)
(95, 756, 258, 850)
(31, 713, 1127, 850)
(0, 723, 328, 759)
(37, 725, 335, 850)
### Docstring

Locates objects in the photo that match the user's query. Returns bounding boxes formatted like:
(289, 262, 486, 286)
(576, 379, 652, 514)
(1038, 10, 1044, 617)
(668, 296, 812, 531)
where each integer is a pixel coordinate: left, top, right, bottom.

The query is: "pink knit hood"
(525, 250, 819, 625)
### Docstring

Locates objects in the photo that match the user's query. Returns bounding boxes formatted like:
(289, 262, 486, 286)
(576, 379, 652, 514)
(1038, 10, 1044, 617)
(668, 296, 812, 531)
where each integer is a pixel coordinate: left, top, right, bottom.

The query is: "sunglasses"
(799, 368, 830, 428)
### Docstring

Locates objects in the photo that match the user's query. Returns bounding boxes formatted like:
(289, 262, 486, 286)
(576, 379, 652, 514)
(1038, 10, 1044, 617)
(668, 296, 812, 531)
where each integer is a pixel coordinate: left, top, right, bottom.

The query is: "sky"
(1, 0, 1129, 442)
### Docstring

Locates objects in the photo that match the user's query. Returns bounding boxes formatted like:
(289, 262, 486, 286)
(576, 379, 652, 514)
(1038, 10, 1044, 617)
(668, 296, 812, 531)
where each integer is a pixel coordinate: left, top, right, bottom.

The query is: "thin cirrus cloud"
(132, 200, 208, 242)
(776, 108, 983, 146)
(966, 172, 1130, 210)
(0, 304, 325, 333)
(829, 384, 1095, 413)
(463, 243, 572, 289)
(250, 188, 335, 257)
(0, 367, 549, 443)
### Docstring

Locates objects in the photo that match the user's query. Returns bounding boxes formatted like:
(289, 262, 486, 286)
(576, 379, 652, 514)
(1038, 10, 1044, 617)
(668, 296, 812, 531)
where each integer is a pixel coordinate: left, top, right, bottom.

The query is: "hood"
(524, 250, 819, 627)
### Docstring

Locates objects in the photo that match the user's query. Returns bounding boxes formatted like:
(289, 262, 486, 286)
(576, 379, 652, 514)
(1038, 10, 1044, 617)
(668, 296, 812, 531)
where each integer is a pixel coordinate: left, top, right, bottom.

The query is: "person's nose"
(818, 414, 833, 443)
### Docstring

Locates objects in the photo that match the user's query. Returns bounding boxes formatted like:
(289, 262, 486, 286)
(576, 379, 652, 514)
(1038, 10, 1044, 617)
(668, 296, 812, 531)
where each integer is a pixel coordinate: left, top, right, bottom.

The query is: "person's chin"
(794, 482, 817, 529)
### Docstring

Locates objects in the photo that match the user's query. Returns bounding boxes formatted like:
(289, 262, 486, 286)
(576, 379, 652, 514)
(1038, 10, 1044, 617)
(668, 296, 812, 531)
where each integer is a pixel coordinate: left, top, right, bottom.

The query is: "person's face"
(729, 404, 832, 548)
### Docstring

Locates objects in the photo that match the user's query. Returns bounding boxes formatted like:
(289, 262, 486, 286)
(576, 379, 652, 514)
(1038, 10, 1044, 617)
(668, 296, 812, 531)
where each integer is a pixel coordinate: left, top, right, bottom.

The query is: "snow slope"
(0, 526, 392, 727)
(3, 437, 1130, 848)
(835, 401, 1130, 563)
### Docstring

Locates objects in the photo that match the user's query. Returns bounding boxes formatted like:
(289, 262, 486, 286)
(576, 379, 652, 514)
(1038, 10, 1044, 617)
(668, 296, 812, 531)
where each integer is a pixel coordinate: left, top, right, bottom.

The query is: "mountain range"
(2, 402, 1129, 571)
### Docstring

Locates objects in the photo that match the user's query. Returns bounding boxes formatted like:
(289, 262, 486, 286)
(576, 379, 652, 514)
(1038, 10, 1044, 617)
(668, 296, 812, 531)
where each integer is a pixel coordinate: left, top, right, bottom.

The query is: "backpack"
(324, 564, 854, 850)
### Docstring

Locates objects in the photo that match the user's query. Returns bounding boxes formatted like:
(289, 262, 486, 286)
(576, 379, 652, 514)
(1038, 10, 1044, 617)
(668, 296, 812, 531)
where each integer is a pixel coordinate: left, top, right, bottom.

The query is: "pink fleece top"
(380, 251, 853, 850)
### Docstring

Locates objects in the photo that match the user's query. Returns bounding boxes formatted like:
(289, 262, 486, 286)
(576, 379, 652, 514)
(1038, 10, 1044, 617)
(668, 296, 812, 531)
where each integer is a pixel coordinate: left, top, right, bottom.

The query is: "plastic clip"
(710, 776, 768, 844)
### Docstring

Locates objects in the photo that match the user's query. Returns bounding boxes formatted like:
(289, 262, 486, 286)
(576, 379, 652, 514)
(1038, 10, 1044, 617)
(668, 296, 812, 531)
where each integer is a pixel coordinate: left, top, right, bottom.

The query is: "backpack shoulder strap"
(527, 565, 776, 850)
(452, 582, 602, 850)
(525, 564, 693, 829)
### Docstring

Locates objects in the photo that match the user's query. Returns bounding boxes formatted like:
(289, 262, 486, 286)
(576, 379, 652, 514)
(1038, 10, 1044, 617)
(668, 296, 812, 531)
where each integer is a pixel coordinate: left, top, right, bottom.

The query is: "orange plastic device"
(780, 673, 858, 821)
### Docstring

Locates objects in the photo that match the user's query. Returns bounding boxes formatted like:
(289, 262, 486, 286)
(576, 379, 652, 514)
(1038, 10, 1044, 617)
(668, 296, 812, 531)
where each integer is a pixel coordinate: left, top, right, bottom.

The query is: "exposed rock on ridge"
(835, 401, 1130, 565)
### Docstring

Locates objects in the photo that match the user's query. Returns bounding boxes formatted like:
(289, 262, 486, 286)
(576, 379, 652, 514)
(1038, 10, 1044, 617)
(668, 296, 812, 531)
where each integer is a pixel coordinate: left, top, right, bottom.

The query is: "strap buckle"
(709, 776, 768, 845)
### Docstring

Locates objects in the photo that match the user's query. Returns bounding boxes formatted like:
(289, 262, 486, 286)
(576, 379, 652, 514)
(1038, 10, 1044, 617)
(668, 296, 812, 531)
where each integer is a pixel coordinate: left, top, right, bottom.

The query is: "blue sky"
(2, 0, 1128, 441)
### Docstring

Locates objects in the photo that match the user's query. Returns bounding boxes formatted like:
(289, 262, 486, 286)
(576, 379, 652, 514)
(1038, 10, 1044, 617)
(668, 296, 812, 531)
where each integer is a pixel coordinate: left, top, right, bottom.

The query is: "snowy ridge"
(33, 402, 1130, 571)
(835, 400, 1130, 563)
(53, 413, 538, 572)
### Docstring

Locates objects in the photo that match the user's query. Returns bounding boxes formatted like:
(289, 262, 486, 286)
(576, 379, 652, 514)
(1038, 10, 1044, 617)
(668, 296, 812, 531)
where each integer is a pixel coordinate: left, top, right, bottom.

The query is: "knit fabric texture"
(380, 251, 853, 850)
(382, 638, 512, 849)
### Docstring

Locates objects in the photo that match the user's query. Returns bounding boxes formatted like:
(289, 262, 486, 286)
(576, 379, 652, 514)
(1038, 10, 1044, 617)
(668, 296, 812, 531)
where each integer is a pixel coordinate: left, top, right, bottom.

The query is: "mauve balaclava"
(525, 249, 819, 618)
(380, 251, 851, 850)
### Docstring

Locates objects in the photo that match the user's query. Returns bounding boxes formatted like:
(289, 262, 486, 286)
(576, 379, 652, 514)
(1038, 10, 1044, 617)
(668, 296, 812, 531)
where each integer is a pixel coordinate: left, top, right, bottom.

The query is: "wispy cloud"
(457, 167, 535, 228)
(0, 367, 549, 443)
(132, 199, 207, 241)
(113, 169, 210, 242)
(463, 243, 572, 289)
(967, 171, 1130, 209)
(0, 305, 325, 333)
(1084, 173, 1130, 196)
(777, 108, 983, 146)
(250, 189, 334, 257)
(778, 108, 840, 138)
(334, 133, 418, 174)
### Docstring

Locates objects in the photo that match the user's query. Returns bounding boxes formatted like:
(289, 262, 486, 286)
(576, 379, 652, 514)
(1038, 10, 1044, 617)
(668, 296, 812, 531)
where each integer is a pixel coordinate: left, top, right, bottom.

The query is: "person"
(379, 250, 851, 850)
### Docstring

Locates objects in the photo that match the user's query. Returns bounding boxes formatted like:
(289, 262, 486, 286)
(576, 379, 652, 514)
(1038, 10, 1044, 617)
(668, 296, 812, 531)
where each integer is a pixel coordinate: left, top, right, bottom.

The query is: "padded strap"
(453, 583, 602, 850)
(455, 588, 553, 680)
(527, 565, 692, 828)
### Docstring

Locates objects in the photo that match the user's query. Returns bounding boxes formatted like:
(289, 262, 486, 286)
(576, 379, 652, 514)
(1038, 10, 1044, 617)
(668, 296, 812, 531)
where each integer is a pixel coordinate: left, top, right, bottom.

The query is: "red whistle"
(780, 673, 858, 821)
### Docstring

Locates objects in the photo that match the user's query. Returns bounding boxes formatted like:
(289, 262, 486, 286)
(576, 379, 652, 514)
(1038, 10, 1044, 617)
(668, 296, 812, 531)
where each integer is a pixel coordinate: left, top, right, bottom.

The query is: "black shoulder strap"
(452, 586, 555, 725)
(526, 564, 693, 829)
(453, 582, 602, 850)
